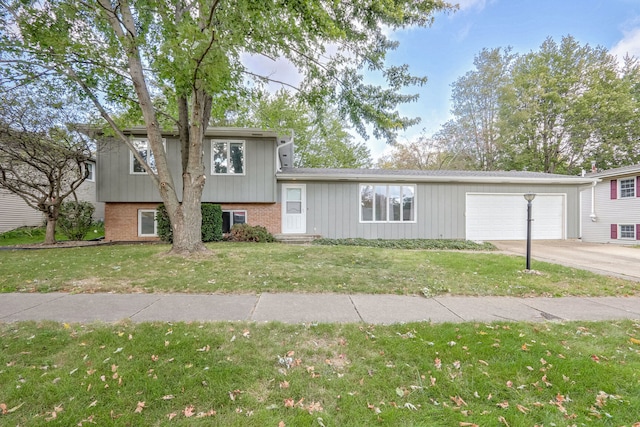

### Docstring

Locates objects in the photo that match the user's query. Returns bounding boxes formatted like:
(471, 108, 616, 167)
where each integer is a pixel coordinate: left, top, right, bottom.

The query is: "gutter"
(275, 172, 598, 185)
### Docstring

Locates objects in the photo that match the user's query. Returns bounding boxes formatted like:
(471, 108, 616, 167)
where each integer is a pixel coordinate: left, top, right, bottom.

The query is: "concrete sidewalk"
(1, 293, 639, 324)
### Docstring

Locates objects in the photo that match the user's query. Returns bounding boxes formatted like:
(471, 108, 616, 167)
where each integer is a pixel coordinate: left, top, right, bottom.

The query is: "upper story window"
(130, 138, 165, 174)
(211, 140, 245, 175)
(360, 184, 416, 223)
(85, 162, 95, 181)
(620, 178, 635, 198)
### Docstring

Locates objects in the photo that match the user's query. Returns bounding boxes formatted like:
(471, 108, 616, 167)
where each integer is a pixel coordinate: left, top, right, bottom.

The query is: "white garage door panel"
(466, 194, 564, 241)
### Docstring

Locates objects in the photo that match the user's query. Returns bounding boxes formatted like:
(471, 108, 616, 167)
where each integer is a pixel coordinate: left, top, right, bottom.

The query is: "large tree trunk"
(44, 216, 56, 245)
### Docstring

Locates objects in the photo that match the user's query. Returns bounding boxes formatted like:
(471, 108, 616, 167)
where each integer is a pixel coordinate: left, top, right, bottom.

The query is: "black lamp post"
(524, 192, 536, 270)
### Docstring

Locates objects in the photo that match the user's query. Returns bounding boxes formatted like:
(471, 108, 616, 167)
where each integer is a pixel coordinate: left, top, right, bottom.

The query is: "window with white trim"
(620, 224, 635, 239)
(222, 210, 246, 233)
(211, 140, 245, 175)
(620, 178, 635, 198)
(85, 162, 95, 181)
(138, 209, 158, 236)
(360, 184, 416, 223)
(130, 139, 165, 174)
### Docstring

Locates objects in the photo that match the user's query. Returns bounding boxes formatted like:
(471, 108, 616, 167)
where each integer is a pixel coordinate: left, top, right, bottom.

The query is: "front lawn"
(0, 243, 636, 297)
(0, 320, 638, 426)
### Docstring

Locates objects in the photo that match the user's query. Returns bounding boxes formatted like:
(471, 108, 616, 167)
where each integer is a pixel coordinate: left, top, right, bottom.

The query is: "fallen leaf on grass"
(183, 405, 195, 417)
(1, 402, 24, 414)
(498, 416, 510, 426)
(516, 404, 529, 414)
(134, 401, 145, 413)
(630, 337, 640, 345)
(450, 396, 467, 407)
(459, 423, 479, 427)
(167, 412, 178, 420)
(497, 401, 509, 409)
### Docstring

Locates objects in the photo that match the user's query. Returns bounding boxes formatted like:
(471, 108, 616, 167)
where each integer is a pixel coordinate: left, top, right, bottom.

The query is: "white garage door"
(466, 193, 565, 241)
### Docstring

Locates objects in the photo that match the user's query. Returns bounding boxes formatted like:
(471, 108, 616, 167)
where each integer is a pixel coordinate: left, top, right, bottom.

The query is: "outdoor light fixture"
(524, 193, 536, 270)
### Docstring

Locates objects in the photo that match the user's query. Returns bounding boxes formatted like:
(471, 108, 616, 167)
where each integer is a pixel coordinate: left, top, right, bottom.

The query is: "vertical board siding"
(293, 181, 581, 240)
(97, 136, 276, 203)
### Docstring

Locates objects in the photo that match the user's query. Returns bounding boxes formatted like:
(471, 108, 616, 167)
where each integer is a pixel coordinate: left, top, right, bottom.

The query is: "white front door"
(282, 184, 306, 234)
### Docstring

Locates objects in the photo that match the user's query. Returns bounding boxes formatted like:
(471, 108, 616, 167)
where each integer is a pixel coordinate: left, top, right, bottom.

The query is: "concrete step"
(274, 234, 322, 244)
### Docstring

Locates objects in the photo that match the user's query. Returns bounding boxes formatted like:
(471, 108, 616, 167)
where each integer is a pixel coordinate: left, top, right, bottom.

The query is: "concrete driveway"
(492, 240, 640, 282)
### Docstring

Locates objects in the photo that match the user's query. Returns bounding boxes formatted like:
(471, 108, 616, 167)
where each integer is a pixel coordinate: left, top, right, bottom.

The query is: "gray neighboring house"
(581, 164, 640, 244)
(0, 159, 105, 233)
(97, 127, 595, 242)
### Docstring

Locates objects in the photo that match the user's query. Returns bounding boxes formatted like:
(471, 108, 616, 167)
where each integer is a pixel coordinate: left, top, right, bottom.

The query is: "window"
(620, 224, 635, 239)
(222, 210, 246, 233)
(360, 184, 416, 223)
(620, 178, 635, 198)
(130, 139, 165, 174)
(211, 140, 245, 175)
(138, 210, 158, 236)
(85, 163, 95, 181)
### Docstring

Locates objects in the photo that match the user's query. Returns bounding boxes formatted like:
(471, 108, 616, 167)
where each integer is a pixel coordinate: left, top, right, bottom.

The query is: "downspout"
(275, 130, 295, 172)
(589, 179, 599, 222)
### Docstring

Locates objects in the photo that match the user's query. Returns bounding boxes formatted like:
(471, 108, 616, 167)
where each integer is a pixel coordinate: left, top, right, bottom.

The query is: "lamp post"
(524, 193, 536, 270)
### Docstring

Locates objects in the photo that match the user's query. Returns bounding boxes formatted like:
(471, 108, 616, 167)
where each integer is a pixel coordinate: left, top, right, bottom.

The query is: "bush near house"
(57, 201, 95, 241)
(156, 203, 223, 243)
(229, 223, 275, 242)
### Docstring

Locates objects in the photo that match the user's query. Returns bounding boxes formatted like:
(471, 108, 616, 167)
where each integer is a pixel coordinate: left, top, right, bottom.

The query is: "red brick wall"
(105, 203, 162, 242)
(104, 202, 281, 242)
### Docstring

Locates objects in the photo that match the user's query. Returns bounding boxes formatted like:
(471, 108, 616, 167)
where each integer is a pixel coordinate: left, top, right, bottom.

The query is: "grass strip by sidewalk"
(1, 320, 639, 426)
(0, 243, 636, 297)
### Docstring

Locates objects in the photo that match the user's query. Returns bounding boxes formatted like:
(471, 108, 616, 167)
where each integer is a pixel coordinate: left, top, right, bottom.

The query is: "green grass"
(0, 224, 105, 246)
(0, 320, 638, 426)
(0, 243, 637, 296)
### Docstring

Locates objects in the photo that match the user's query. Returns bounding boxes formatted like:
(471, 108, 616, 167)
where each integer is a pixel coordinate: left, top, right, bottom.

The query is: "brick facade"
(104, 202, 281, 242)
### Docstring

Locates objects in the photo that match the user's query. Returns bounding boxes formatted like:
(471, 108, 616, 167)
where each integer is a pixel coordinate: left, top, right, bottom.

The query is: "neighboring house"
(97, 127, 596, 242)
(0, 160, 105, 233)
(581, 164, 640, 244)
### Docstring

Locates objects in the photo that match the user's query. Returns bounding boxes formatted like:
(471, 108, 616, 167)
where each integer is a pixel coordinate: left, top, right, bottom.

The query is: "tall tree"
(444, 47, 514, 170)
(0, 88, 93, 244)
(1, 0, 451, 254)
(499, 36, 632, 174)
(226, 90, 372, 168)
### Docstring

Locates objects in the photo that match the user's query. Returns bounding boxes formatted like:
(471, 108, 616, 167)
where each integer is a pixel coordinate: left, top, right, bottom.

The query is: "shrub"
(229, 223, 275, 242)
(58, 201, 95, 240)
(156, 203, 223, 243)
(156, 204, 172, 243)
(312, 238, 496, 251)
(201, 204, 223, 242)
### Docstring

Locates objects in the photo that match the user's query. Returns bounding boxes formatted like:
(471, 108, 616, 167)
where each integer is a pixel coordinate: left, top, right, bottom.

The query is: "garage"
(465, 193, 566, 241)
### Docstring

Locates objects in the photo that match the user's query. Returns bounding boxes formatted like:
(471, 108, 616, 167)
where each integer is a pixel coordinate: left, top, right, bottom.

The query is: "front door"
(282, 184, 306, 234)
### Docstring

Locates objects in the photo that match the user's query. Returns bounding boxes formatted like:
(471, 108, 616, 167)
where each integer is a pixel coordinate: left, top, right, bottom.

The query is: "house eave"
(276, 172, 597, 185)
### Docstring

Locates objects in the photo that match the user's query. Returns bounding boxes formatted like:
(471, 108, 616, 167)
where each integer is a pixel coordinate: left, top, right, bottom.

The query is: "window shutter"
(637, 225, 640, 240)
(611, 224, 618, 240)
(637, 177, 640, 197)
(610, 180, 617, 199)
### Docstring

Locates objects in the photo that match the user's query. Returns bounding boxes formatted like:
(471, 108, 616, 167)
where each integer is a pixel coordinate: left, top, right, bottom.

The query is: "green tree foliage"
(442, 48, 515, 170)
(223, 90, 372, 168)
(424, 36, 640, 174)
(57, 201, 95, 241)
(1, 0, 452, 254)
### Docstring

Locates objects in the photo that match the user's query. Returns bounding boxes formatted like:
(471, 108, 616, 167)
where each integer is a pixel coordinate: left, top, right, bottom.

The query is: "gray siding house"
(97, 127, 595, 242)
(581, 164, 640, 244)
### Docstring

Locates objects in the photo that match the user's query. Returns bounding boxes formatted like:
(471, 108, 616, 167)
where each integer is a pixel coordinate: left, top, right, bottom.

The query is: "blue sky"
(364, 0, 640, 160)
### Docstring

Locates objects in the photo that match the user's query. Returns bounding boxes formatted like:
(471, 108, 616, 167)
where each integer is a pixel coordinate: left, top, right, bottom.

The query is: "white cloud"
(240, 53, 304, 92)
(610, 27, 640, 60)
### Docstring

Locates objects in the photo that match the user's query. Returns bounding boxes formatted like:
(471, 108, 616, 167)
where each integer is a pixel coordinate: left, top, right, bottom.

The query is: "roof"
(587, 164, 640, 179)
(91, 126, 279, 139)
(276, 167, 596, 185)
